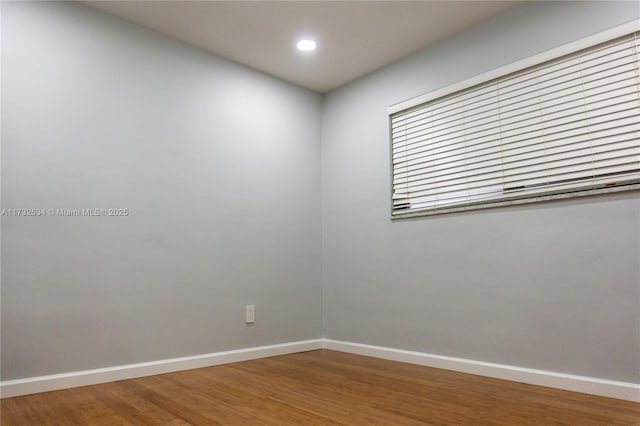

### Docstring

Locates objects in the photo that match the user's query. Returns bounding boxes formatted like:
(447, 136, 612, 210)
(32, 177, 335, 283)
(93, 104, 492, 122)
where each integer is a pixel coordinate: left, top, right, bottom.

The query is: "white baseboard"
(0, 339, 323, 399)
(323, 339, 640, 402)
(2, 338, 638, 402)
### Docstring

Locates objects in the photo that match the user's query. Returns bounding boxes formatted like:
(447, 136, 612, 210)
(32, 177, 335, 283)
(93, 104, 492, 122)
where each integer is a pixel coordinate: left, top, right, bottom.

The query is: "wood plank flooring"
(1, 350, 639, 425)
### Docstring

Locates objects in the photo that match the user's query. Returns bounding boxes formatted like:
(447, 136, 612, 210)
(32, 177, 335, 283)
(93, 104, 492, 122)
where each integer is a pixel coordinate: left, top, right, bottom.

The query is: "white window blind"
(390, 30, 640, 218)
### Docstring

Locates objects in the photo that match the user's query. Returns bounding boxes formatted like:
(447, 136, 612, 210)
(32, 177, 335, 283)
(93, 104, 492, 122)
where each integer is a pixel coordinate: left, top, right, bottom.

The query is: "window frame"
(388, 20, 640, 219)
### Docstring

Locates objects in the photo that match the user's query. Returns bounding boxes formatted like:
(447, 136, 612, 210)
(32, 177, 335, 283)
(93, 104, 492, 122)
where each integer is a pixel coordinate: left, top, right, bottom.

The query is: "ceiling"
(86, 1, 520, 93)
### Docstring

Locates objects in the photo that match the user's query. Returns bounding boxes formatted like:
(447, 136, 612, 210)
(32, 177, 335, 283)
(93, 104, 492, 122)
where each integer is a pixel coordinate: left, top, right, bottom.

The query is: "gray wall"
(1, 1, 322, 380)
(321, 1, 640, 383)
(3, 0, 639, 385)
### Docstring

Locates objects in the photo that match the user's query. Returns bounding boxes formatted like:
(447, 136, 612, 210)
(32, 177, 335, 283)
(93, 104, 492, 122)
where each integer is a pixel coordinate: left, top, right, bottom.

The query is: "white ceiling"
(86, 1, 521, 93)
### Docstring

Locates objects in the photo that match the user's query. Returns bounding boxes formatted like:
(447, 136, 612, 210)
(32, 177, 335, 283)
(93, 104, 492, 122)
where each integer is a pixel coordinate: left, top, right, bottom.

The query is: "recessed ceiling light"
(296, 39, 317, 52)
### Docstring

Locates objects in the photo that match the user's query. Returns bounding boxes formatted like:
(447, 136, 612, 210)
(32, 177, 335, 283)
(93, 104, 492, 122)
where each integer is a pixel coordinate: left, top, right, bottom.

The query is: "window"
(389, 24, 640, 218)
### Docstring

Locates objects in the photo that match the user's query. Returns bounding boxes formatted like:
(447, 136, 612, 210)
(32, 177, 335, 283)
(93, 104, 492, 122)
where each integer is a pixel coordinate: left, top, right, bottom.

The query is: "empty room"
(1, 0, 639, 424)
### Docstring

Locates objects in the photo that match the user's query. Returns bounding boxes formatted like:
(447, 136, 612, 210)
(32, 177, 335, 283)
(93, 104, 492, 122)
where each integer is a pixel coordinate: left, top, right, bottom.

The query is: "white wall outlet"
(245, 305, 255, 324)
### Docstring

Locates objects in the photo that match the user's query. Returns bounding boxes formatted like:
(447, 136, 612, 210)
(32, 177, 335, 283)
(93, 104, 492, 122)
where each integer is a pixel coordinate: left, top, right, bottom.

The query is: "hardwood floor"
(1, 350, 639, 425)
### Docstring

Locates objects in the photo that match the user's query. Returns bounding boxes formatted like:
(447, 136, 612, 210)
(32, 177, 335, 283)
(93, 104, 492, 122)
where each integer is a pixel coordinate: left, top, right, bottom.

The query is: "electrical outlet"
(245, 305, 255, 324)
